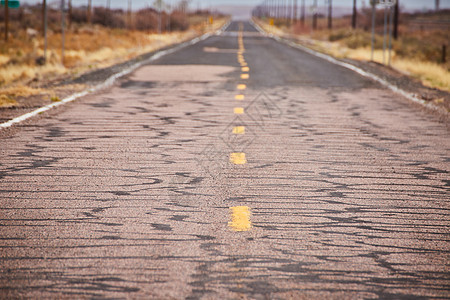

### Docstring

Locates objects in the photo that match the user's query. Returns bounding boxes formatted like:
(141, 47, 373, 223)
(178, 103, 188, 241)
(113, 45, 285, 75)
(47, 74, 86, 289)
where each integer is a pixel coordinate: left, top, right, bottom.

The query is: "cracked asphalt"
(0, 21, 449, 299)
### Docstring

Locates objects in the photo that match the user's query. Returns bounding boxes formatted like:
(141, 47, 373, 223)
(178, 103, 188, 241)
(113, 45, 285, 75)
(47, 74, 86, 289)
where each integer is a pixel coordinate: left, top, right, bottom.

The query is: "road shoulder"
(251, 18, 450, 123)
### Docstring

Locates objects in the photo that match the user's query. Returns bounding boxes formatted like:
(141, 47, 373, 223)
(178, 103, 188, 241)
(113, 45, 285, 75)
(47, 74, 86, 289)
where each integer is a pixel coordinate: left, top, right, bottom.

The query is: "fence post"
(443, 45, 447, 63)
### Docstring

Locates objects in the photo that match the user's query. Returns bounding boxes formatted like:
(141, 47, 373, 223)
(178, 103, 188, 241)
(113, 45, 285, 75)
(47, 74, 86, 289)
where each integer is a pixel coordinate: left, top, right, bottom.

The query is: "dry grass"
(0, 63, 66, 86)
(0, 17, 227, 108)
(326, 44, 449, 91)
(0, 95, 18, 108)
(0, 17, 228, 88)
(0, 85, 47, 97)
(392, 59, 450, 91)
(0, 85, 48, 108)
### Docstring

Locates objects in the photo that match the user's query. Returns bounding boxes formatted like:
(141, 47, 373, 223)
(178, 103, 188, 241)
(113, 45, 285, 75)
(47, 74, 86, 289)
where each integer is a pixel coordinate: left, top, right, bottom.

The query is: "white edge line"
(0, 21, 231, 130)
(250, 19, 443, 113)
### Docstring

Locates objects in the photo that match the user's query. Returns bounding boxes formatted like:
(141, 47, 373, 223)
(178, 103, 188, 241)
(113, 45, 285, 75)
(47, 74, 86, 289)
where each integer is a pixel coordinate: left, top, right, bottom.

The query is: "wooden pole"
(393, 0, 399, 39)
(43, 0, 47, 63)
(328, 0, 332, 30)
(68, 0, 72, 29)
(4, 0, 9, 41)
(443, 45, 446, 63)
(87, 0, 92, 24)
(42, 0, 46, 33)
(128, 0, 132, 29)
(352, 0, 357, 29)
(300, 0, 305, 26)
(61, 0, 65, 65)
(293, 0, 297, 23)
(312, 0, 317, 30)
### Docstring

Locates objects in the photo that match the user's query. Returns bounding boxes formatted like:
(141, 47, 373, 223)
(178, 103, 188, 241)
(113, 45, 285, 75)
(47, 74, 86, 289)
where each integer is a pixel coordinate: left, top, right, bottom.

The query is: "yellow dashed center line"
(226, 24, 253, 233)
(234, 107, 244, 114)
(230, 152, 247, 165)
(228, 206, 252, 231)
(232, 126, 245, 134)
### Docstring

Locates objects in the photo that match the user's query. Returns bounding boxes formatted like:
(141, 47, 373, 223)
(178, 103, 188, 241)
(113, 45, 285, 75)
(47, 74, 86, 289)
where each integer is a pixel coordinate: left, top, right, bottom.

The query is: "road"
(1, 21, 449, 299)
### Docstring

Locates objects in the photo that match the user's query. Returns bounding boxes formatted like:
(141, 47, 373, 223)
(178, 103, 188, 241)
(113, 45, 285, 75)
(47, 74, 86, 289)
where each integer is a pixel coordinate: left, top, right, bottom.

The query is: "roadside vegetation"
(256, 9, 449, 92)
(0, 3, 227, 108)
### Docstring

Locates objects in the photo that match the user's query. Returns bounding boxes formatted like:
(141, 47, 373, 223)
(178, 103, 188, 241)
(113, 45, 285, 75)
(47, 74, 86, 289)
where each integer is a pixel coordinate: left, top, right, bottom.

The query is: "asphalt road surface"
(1, 21, 449, 299)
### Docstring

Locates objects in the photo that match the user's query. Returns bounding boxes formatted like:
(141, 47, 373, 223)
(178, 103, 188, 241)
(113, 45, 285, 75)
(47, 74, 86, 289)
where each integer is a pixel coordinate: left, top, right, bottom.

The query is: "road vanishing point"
(0, 21, 449, 299)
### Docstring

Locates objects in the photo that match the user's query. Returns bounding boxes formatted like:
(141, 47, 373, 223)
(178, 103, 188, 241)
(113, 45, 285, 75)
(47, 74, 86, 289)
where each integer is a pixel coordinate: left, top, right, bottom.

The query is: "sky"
(20, 0, 450, 12)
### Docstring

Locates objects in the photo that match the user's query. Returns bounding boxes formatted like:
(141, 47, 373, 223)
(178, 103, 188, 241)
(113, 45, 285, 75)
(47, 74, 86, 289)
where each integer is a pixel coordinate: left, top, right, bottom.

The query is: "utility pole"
(167, 0, 171, 32)
(312, 0, 317, 30)
(328, 0, 332, 30)
(301, 0, 305, 26)
(370, 0, 375, 61)
(435, 0, 439, 11)
(286, 0, 289, 22)
(87, 0, 92, 24)
(383, 4, 387, 64)
(293, 0, 297, 23)
(352, 0, 357, 29)
(61, 0, 65, 65)
(388, 3, 394, 66)
(154, 0, 163, 34)
(128, 0, 132, 29)
(393, 0, 399, 39)
(107, 0, 110, 10)
(276, 0, 280, 19)
(68, 0, 72, 29)
(4, 0, 8, 42)
(43, 0, 47, 62)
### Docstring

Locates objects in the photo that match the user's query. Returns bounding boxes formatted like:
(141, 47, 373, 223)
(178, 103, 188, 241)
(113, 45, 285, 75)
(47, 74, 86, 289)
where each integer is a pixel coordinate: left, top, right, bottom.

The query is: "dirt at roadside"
(340, 57, 450, 115)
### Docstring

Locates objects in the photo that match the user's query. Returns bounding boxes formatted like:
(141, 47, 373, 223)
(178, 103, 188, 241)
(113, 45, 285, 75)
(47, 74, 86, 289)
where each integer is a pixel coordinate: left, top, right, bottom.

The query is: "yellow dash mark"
(242, 67, 250, 72)
(241, 74, 249, 79)
(234, 107, 244, 114)
(237, 84, 246, 90)
(235, 94, 245, 100)
(240, 62, 248, 67)
(230, 152, 247, 165)
(228, 206, 252, 232)
(232, 126, 245, 134)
